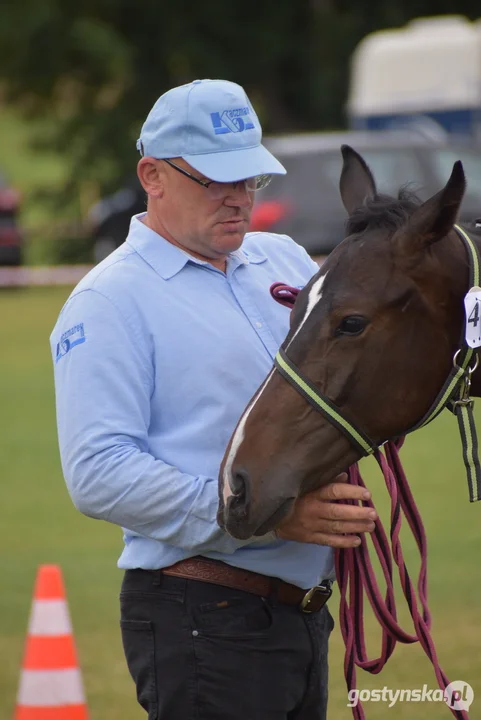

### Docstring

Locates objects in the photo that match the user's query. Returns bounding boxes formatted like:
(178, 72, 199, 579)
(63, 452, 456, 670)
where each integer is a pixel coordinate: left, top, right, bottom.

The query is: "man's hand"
(275, 473, 376, 548)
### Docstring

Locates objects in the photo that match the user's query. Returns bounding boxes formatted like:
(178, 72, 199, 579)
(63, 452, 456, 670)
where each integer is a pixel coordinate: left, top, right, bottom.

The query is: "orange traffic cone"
(15, 565, 89, 720)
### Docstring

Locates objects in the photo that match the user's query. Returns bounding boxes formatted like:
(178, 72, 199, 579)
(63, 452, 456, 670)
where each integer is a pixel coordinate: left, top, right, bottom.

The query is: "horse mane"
(346, 187, 423, 236)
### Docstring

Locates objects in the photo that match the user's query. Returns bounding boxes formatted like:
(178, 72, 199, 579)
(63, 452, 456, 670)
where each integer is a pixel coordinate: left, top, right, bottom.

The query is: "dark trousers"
(120, 568, 334, 720)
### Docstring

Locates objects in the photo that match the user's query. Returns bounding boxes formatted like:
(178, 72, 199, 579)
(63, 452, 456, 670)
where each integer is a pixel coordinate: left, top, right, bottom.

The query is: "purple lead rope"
(270, 281, 301, 308)
(336, 441, 468, 720)
(270, 282, 469, 720)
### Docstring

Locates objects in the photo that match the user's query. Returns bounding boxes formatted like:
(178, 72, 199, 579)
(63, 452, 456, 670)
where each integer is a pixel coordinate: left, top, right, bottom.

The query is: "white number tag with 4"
(464, 286, 481, 348)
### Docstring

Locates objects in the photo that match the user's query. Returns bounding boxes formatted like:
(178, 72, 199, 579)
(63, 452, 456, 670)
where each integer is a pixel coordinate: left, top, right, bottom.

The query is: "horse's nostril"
(229, 467, 251, 513)
(232, 467, 248, 496)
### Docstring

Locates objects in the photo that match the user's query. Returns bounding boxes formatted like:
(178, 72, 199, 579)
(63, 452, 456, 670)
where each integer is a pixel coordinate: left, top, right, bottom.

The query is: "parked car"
(87, 179, 146, 263)
(87, 130, 481, 261)
(258, 130, 481, 254)
(0, 171, 22, 265)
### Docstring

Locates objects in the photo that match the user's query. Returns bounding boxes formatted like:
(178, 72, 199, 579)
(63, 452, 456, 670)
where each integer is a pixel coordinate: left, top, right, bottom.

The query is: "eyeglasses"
(163, 159, 272, 200)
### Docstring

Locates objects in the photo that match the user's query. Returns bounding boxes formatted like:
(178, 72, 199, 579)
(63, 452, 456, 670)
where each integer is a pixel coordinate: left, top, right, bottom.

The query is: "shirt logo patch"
(210, 107, 256, 135)
(56, 323, 86, 363)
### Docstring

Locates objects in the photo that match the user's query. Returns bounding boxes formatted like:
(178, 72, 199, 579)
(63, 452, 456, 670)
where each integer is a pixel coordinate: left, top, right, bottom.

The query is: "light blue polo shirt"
(50, 214, 334, 589)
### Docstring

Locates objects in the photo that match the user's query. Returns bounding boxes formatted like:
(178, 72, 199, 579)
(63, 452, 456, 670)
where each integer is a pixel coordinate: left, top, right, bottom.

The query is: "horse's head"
(219, 145, 472, 539)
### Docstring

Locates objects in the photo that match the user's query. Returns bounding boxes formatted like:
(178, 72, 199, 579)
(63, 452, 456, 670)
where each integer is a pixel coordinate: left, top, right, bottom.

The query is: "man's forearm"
(63, 438, 272, 553)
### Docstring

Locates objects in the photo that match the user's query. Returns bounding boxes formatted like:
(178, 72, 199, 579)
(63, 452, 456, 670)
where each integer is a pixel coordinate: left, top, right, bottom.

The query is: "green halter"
(274, 224, 481, 502)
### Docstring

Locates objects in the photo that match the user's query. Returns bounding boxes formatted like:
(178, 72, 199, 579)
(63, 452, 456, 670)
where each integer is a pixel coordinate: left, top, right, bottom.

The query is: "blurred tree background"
(0, 0, 479, 259)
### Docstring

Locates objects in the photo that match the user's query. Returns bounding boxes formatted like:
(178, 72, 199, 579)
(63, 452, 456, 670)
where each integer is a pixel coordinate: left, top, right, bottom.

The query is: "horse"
(218, 145, 481, 540)
(216, 146, 481, 718)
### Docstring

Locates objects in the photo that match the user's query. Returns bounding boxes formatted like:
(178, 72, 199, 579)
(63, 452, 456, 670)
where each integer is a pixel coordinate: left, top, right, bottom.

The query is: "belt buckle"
(300, 580, 332, 613)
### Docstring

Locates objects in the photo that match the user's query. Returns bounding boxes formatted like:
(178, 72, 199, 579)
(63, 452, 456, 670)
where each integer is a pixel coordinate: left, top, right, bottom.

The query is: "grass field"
(1, 286, 481, 719)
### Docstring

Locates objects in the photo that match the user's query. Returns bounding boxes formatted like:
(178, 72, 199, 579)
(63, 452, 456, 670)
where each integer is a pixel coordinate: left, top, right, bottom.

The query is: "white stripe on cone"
(28, 600, 72, 636)
(18, 668, 86, 706)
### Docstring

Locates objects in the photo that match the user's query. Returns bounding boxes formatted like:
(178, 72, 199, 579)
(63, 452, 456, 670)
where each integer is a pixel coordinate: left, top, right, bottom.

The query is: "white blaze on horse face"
(286, 272, 328, 349)
(222, 369, 275, 504)
(222, 274, 328, 503)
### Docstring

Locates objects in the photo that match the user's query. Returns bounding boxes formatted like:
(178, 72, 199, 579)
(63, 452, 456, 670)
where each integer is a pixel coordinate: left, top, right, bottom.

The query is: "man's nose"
(224, 181, 253, 207)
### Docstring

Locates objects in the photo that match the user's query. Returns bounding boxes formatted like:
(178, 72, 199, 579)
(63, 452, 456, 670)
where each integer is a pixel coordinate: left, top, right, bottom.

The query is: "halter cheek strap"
(274, 347, 377, 457)
(270, 223, 481, 502)
(413, 224, 481, 502)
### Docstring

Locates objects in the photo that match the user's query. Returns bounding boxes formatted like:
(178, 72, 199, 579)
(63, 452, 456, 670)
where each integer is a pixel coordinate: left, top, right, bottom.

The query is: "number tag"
(464, 286, 481, 347)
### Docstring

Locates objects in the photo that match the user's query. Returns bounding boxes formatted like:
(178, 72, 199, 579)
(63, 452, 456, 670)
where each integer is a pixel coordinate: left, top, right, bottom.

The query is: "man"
(50, 79, 376, 719)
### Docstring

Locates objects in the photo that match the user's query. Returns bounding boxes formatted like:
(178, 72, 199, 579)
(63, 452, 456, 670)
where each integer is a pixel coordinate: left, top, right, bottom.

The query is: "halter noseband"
(272, 224, 481, 502)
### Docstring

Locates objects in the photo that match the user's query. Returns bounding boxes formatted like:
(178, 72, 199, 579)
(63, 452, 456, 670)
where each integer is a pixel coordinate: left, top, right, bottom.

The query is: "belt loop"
(267, 578, 280, 607)
(152, 570, 162, 586)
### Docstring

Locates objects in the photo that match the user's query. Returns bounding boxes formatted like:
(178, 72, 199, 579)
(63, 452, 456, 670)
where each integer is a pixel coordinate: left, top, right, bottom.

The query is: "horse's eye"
(335, 315, 368, 336)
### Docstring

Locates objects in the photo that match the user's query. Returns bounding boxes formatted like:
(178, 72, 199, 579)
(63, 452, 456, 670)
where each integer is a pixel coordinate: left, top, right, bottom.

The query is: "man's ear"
(137, 158, 165, 198)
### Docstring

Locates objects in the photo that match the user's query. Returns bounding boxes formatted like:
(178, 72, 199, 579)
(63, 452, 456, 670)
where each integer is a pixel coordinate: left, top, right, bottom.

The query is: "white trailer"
(347, 15, 481, 142)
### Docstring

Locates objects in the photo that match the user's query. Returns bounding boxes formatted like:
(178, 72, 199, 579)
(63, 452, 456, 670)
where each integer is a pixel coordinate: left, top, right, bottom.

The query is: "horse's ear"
(339, 145, 377, 216)
(395, 161, 466, 254)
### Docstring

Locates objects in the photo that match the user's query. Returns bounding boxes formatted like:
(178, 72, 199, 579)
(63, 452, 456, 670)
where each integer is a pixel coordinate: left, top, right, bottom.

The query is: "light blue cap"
(136, 79, 286, 182)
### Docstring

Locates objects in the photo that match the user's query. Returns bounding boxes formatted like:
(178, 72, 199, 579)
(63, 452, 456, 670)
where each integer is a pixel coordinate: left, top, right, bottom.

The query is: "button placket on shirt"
(227, 266, 279, 359)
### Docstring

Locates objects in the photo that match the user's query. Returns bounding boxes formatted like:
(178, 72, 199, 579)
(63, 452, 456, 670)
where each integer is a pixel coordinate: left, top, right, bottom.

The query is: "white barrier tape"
(0, 266, 93, 287)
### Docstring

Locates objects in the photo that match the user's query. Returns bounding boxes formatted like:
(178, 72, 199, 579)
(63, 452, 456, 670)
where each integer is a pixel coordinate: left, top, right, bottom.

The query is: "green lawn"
(1, 286, 480, 719)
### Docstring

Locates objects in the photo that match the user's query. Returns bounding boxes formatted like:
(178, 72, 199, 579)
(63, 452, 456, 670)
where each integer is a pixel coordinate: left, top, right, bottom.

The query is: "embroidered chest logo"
(56, 323, 86, 363)
(210, 107, 256, 135)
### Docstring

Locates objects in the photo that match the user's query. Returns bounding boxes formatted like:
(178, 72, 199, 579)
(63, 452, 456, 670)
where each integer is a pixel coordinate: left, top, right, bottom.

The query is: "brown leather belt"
(162, 556, 332, 613)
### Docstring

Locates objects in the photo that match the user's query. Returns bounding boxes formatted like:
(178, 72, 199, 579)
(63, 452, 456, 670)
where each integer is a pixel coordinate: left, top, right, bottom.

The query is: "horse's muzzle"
(220, 466, 296, 539)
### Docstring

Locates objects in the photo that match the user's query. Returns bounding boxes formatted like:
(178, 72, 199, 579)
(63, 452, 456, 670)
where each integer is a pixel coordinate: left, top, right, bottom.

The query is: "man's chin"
(218, 228, 247, 251)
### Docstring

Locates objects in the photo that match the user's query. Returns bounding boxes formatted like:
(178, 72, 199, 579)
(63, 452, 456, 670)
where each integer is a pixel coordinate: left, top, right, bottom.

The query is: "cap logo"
(210, 107, 256, 135)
